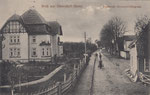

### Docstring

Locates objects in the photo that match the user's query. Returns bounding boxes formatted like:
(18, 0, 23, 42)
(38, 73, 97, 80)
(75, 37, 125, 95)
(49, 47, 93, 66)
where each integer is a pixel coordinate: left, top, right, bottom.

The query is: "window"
(10, 49, 13, 56)
(47, 48, 49, 56)
(14, 36, 16, 43)
(9, 48, 21, 58)
(32, 48, 37, 57)
(9, 35, 20, 44)
(42, 48, 45, 56)
(32, 36, 36, 43)
(17, 48, 20, 56)
(41, 47, 50, 57)
(10, 36, 13, 43)
(17, 36, 20, 43)
(144, 59, 150, 72)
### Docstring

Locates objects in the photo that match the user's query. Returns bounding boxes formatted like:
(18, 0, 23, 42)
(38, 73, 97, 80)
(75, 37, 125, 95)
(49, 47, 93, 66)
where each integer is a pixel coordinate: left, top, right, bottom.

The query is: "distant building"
(0, 9, 63, 62)
(128, 23, 150, 82)
(120, 35, 136, 59)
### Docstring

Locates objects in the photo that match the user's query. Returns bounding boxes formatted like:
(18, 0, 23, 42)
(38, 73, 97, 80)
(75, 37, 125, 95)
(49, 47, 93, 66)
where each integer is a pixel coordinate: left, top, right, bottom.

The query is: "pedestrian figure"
(98, 53, 103, 69)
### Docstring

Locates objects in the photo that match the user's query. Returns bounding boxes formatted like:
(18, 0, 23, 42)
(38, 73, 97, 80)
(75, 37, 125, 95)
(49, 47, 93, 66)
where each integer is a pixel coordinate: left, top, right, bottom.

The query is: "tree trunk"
(11, 89, 14, 95)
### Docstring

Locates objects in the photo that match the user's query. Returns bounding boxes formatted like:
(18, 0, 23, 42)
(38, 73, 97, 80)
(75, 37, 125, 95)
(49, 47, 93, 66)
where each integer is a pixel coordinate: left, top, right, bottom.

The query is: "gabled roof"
(47, 21, 63, 35)
(1, 9, 63, 35)
(7, 14, 21, 21)
(128, 39, 137, 49)
(21, 9, 46, 24)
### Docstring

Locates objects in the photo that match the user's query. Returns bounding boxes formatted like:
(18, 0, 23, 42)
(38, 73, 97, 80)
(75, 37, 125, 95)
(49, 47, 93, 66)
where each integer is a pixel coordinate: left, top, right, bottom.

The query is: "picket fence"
(27, 60, 87, 95)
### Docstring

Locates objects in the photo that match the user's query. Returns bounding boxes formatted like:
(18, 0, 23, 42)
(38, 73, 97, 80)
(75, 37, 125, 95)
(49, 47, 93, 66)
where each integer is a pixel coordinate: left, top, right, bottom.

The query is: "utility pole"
(84, 32, 87, 64)
(84, 32, 87, 54)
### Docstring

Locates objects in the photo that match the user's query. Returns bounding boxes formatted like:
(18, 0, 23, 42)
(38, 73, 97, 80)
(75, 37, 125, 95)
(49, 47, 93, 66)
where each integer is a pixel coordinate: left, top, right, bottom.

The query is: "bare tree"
(100, 16, 126, 55)
(135, 15, 150, 35)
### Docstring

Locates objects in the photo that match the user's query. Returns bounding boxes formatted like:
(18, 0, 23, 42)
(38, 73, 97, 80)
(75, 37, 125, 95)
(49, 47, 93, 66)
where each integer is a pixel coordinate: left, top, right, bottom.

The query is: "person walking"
(98, 52, 103, 69)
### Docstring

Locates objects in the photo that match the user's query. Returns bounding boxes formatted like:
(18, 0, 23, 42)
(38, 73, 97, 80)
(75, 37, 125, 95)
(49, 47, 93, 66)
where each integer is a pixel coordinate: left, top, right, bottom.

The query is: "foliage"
(135, 15, 150, 35)
(0, 61, 14, 85)
(63, 42, 97, 58)
(100, 16, 126, 54)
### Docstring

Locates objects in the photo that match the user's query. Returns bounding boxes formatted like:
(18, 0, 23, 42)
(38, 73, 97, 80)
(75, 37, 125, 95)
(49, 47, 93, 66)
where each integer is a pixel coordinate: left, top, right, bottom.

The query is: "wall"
(0, 36, 2, 60)
(50, 35, 59, 57)
(29, 35, 51, 61)
(58, 45, 63, 56)
(124, 41, 132, 51)
(2, 33, 28, 62)
(130, 45, 138, 76)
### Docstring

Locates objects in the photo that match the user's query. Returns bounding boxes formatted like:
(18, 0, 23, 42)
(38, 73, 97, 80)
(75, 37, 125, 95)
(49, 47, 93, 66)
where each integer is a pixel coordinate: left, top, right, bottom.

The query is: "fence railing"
(30, 59, 88, 95)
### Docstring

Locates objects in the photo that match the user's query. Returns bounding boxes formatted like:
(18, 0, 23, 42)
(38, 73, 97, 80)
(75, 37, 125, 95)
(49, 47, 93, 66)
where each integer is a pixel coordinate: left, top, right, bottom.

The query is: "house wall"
(2, 33, 28, 62)
(124, 41, 132, 51)
(120, 51, 130, 59)
(29, 35, 51, 61)
(0, 36, 2, 60)
(130, 45, 138, 76)
(58, 45, 63, 56)
(50, 35, 59, 57)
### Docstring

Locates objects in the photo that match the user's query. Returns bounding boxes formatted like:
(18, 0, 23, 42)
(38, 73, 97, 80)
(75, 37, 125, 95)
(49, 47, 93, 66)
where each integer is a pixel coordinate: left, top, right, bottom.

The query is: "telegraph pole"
(84, 32, 88, 64)
(84, 32, 87, 54)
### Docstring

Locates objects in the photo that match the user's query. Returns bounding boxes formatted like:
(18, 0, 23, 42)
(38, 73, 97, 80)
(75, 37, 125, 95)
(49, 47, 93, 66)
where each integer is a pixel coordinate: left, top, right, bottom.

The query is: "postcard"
(0, 0, 149, 95)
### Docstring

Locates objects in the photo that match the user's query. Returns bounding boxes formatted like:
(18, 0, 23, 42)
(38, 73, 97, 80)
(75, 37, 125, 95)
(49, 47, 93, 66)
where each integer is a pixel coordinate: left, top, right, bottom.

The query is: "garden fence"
(28, 59, 87, 95)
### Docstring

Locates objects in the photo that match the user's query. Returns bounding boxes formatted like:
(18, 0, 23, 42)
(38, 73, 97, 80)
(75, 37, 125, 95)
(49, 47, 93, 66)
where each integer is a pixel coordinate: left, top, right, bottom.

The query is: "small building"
(128, 24, 150, 82)
(0, 9, 63, 62)
(120, 35, 136, 59)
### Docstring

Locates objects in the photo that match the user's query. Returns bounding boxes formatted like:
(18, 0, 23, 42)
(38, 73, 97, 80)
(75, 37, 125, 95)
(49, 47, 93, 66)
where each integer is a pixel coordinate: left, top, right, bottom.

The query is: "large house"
(127, 23, 150, 83)
(0, 9, 63, 62)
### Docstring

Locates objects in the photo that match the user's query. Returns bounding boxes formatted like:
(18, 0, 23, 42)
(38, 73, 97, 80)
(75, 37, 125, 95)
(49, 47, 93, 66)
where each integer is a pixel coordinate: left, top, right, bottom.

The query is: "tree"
(135, 15, 150, 35)
(100, 16, 126, 55)
(8, 66, 27, 94)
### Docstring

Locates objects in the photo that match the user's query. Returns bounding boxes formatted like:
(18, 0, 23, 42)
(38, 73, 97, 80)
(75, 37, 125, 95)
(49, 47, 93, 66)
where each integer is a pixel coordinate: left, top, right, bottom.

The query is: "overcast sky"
(0, 0, 150, 42)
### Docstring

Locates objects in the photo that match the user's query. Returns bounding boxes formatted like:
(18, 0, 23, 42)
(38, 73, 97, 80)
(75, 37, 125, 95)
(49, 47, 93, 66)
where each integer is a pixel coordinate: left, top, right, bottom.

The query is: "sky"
(0, 0, 150, 42)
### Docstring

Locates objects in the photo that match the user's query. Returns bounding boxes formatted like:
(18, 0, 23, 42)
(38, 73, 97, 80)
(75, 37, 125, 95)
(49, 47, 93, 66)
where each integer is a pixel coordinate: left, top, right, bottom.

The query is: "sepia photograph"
(0, 0, 150, 95)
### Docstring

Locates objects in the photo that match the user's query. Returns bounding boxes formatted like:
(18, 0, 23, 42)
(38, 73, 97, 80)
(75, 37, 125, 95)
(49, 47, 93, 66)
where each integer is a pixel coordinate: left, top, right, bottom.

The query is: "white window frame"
(42, 48, 45, 56)
(41, 47, 51, 57)
(9, 48, 21, 58)
(9, 35, 20, 44)
(32, 48, 37, 57)
(144, 59, 150, 72)
(32, 36, 36, 43)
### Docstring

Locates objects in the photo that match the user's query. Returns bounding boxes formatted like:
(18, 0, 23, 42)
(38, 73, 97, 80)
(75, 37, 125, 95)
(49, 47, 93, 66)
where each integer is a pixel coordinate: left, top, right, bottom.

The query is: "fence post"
(57, 82, 62, 95)
(64, 73, 67, 82)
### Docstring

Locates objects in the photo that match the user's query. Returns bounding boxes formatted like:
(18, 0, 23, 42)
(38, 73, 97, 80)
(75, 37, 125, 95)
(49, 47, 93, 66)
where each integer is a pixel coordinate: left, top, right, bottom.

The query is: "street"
(67, 51, 149, 95)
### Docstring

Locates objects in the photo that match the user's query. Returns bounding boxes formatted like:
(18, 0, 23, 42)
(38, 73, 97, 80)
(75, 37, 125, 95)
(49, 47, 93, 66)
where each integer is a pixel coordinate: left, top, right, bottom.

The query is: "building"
(120, 35, 136, 59)
(0, 9, 63, 62)
(127, 23, 150, 83)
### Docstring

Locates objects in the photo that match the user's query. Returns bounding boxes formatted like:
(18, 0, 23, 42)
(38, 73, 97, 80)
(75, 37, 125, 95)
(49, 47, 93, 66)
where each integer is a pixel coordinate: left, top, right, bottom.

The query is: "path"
(67, 51, 149, 95)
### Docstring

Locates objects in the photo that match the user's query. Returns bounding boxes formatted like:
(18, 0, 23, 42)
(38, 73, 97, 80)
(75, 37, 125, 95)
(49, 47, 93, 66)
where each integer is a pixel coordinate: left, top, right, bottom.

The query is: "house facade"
(0, 9, 63, 62)
(128, 23, 150, 82)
